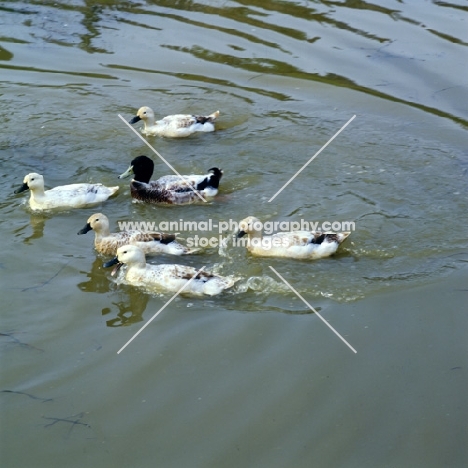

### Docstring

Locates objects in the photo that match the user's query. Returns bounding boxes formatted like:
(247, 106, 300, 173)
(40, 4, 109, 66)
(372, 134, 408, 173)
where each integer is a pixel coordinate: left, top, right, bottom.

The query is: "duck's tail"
(338, 231, 352, 243)
(206, 168, 223, 189)
(196, 110, 220, 124)
(108, 186, 120, 196)
(195, 168, 223, 191)
(184, 247, 202, 255)
(311, 231, 351, 245)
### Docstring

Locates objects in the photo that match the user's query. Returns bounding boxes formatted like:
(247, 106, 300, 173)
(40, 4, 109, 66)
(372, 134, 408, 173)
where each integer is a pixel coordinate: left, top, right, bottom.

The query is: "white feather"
(236, 216, 351, 259)
(15, 173, 118, 211)
(129, 106, 219, 137)
(108, 245, 236, 296)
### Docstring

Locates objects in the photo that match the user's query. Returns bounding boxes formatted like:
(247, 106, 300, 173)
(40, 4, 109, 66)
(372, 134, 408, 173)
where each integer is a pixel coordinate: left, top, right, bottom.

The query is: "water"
(1, 1, 467, 466)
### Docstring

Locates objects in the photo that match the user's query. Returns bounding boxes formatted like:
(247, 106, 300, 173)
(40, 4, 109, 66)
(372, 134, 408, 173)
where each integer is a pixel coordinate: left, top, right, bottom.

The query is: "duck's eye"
(143, 111, 147, 115)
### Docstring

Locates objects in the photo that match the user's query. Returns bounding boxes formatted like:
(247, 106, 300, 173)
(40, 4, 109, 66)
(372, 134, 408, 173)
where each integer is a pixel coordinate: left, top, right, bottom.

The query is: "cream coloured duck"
(119, 155, 223, 205)
(129, 106, 219, 137)
(236, 216, 351, 260)
(77, 213, 194, 256)
(104, 245, 236, 296)
(14, 173, 118, 211)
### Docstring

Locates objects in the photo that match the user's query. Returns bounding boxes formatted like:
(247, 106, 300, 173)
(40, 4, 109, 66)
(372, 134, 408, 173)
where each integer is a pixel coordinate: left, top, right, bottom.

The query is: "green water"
(1, 1, 467, 467)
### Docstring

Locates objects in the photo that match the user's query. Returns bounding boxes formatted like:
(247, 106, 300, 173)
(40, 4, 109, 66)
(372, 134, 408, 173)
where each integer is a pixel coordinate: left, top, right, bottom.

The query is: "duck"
(236, 216, 351, 259)
(14, 173, 119, 211)
(77, 213, 195, 256)
(119, 155, 223, 205)
(129, 106, 220, 137)
(103, 245, 236, 296)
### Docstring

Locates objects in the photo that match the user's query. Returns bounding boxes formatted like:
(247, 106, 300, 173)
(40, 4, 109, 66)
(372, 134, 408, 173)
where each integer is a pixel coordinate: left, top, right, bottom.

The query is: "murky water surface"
(1, 1, 467, 466)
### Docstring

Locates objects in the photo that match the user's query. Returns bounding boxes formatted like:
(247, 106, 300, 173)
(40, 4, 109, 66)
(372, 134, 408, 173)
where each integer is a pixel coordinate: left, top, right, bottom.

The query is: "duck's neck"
(29, 186, 46, 202)
(95, 226, 111, 239)
(143, 116, 155, 128)
(133, 173, 151, 183)
(248, 230, 263, 240)
(127, 261, 147, 273)
(125, 262, 147, 283)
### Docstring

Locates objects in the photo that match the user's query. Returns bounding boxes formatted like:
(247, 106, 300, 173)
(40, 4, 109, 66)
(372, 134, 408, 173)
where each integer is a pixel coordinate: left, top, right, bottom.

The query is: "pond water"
(1, 1, 467, 467)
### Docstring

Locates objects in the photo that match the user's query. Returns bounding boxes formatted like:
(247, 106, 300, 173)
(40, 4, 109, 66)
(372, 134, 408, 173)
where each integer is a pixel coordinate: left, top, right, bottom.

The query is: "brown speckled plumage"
(130, 181, 202, 204)
(78, 213, 192, 256)
(179, 270, 215, 281)
(120, 156, 223, 205)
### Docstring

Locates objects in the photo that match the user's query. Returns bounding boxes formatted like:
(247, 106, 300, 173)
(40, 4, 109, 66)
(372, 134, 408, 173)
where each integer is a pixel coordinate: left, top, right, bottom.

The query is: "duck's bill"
(111, 263, 123, 276)
(118, 165, 134, 179)
(129, 115, 141, 124)
(236, 230, 246, 238)
(14, 182, 29, 194)
(103, 257, 124, 276)
(77, 223, 92, 235)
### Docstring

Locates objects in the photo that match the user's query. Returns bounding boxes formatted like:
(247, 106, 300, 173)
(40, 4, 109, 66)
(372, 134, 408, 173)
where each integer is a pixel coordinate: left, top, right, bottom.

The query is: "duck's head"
(129, 106, 155, 125)
(78, 213, 110, 235)
(237, 216, 262, 238)
(103, 244, 146, 276)
(118, 155, 154, 183)
(15, 173, 44, 194)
